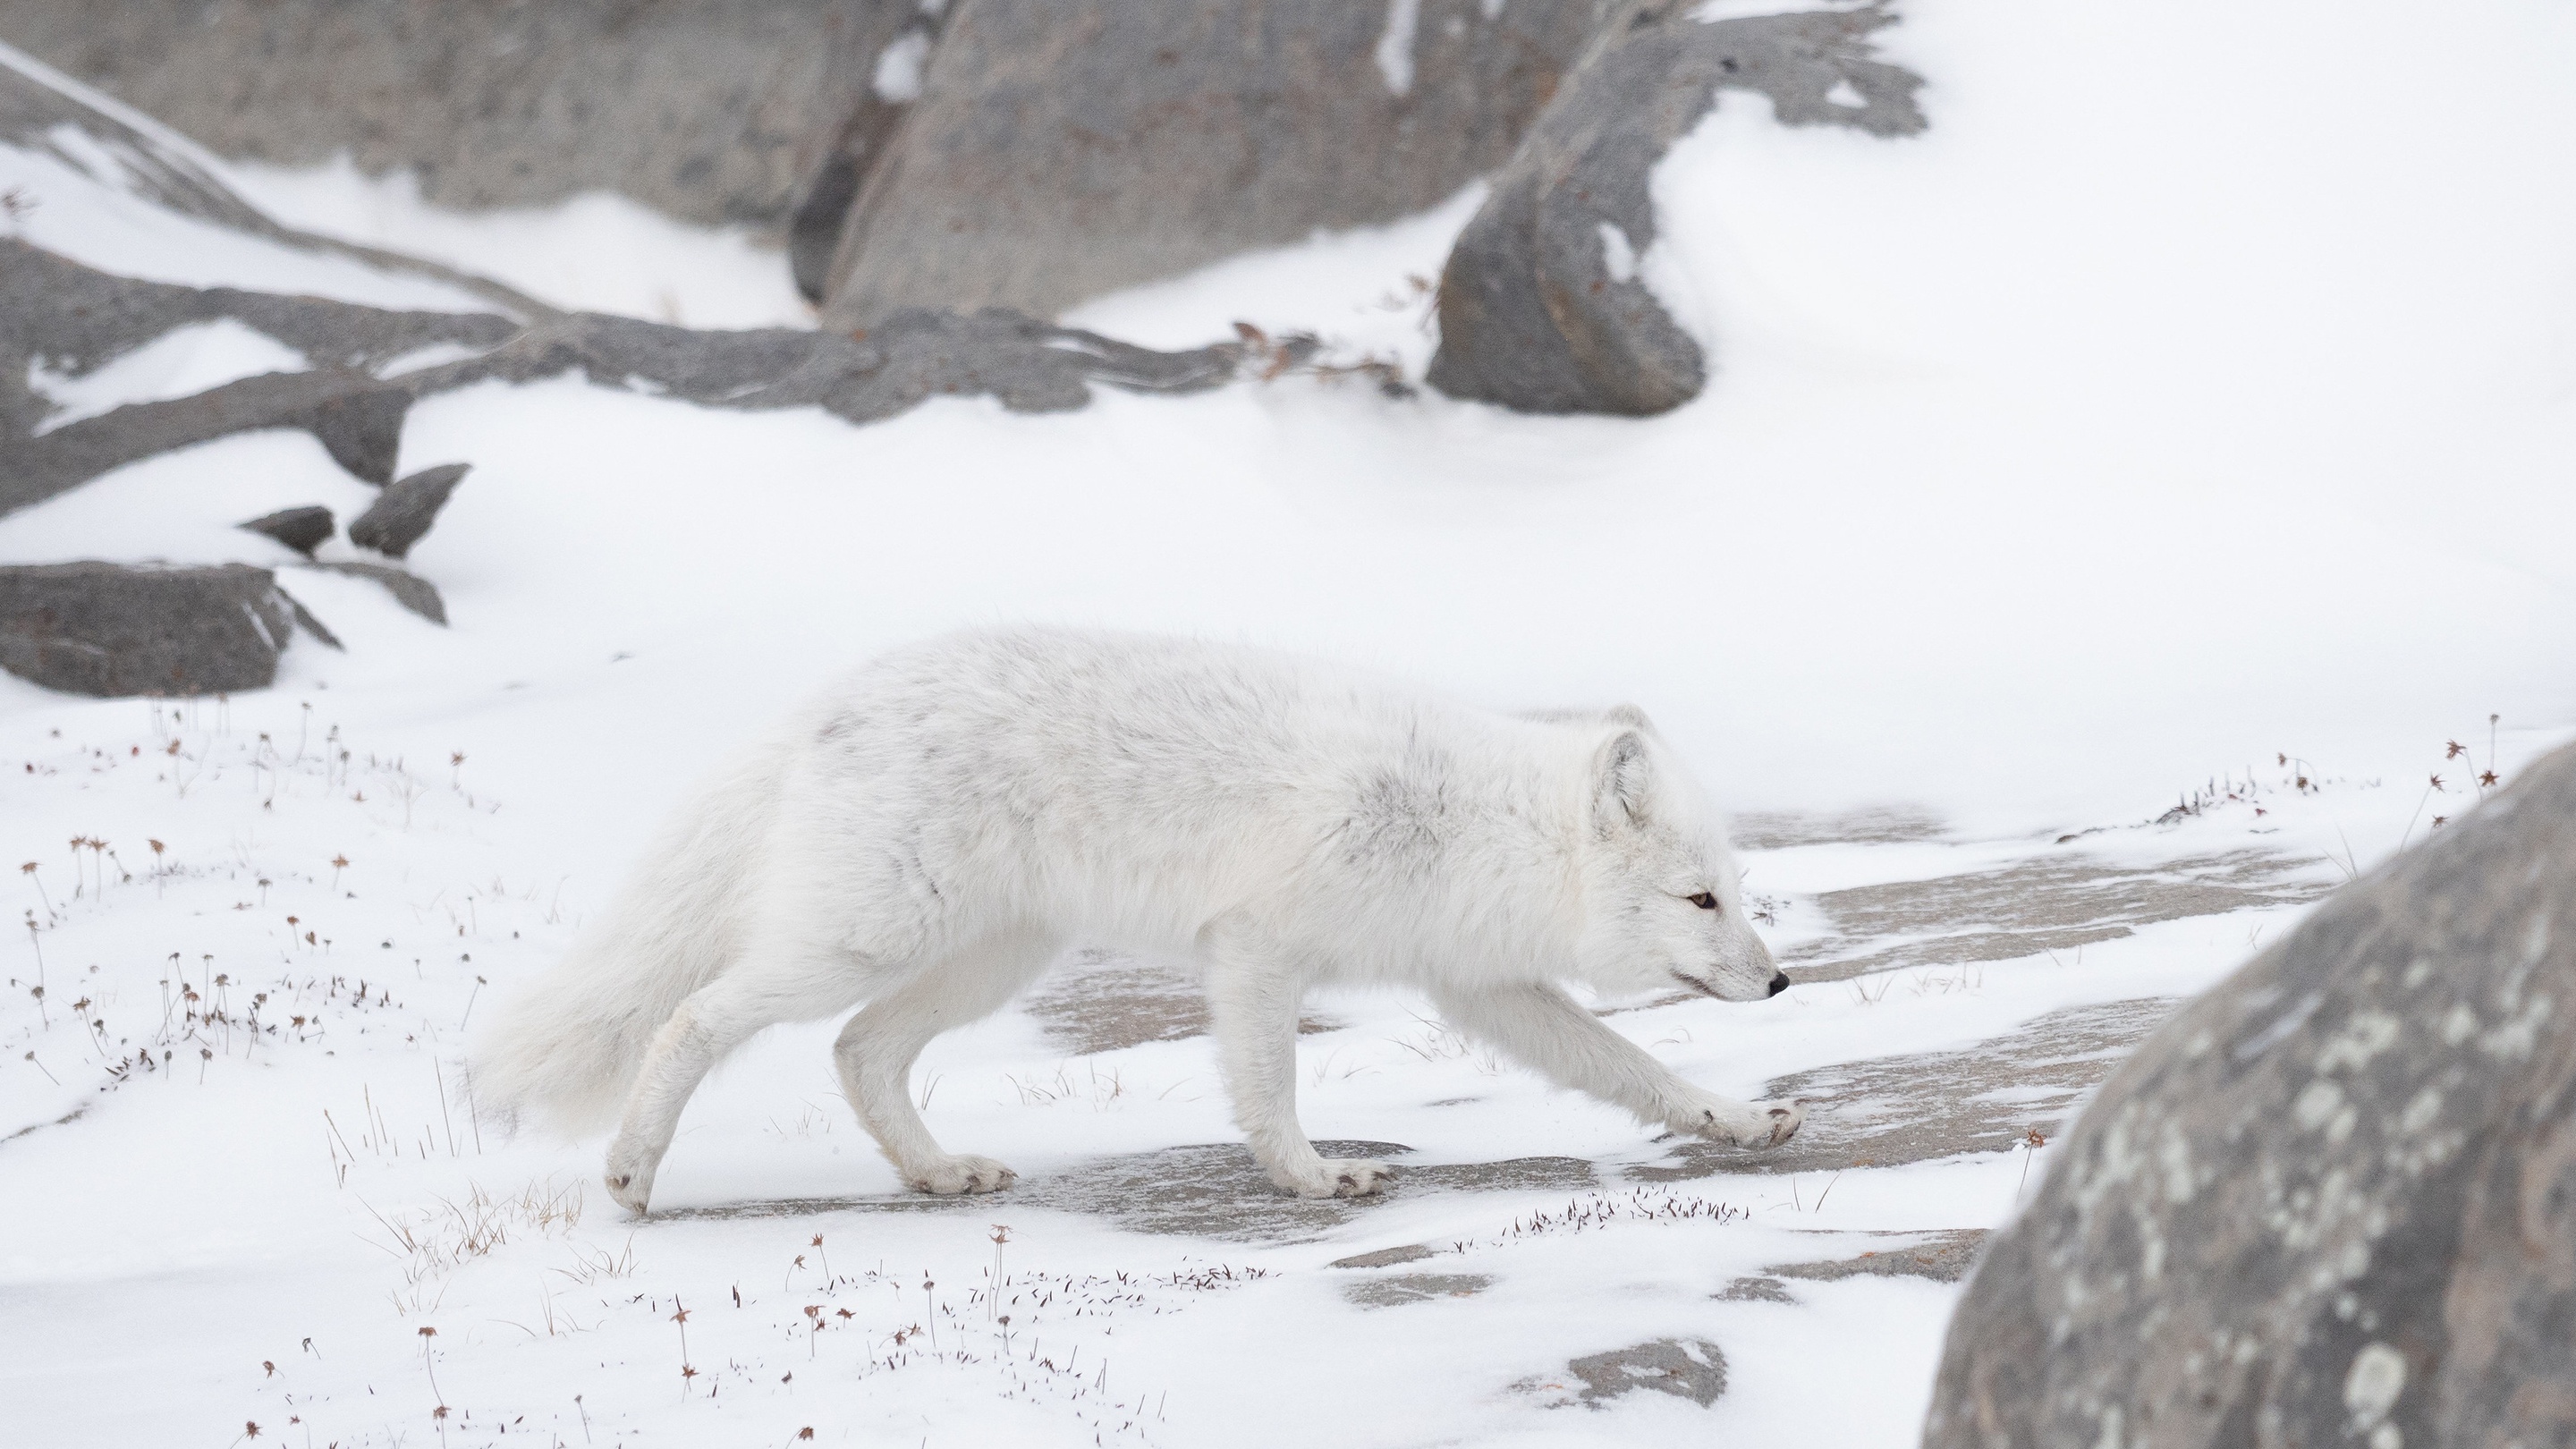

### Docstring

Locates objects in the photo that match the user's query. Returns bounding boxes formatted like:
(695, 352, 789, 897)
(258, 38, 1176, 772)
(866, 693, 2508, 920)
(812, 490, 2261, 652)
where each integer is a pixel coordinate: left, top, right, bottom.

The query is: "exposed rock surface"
(309, 563, 447, 626)
(1021, 952, 1345, 1055)
(238, 505, 335, 557)
(659, 1140, 1597, 1241)
(1782, 849, 2334, 986)
(1721, 1227, 1990, 1301)
(1329, 1243, 1444, 1270)
(1562, 1338, 1727, 1407)
(1428, 3, 1926, 415)
(4, 241, 1253, 518)
(1340, 1273, 1493, 1309)
(0, 48, 555, 318)
(1638, 997, 2177, 1182)
(819, 0, 1608, 324)
(0, 562, 328, 696)
(0, 0, 919, 233)
(350, 464, 470, 560)
(1924, 743, 2576, 1449)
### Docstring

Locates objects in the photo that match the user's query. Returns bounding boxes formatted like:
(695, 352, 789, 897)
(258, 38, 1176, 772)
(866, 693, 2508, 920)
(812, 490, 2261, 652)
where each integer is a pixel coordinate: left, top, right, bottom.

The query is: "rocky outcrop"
(350, 464, 469, 560)
(818, 0, 1608, 325)
(1428, 4, 1925, 415)
(4, 240, 1257, 519)
(0, 562, 334, 696)
(0, 1, 919, 234)
(1924, 743, 2576, 1449)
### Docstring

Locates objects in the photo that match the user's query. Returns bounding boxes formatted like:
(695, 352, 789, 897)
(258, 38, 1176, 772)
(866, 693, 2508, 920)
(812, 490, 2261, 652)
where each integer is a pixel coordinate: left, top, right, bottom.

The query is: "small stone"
(307, 562, 446, 625)
(349, 463, 469, 560)
(238, 505, 334, 556)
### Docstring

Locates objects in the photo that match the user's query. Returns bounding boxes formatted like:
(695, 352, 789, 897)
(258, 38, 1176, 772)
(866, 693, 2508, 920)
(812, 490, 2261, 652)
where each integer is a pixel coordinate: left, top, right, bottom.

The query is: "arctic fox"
(476, 628, 1802, 1214)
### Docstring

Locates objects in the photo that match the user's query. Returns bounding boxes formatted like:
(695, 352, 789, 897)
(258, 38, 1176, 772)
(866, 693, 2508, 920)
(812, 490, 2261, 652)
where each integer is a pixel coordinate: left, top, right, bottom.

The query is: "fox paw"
(1275, 1157, 1396, 1199)
(1679, 1097, 1805, 1149)
(604, 1140, 660, 1216)
(903, 1154, 1017, 1196)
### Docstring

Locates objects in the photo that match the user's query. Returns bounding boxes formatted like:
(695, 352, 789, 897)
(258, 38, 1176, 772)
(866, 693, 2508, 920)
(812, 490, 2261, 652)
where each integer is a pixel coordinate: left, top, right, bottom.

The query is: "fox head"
(1567, 720, 1785, 1004)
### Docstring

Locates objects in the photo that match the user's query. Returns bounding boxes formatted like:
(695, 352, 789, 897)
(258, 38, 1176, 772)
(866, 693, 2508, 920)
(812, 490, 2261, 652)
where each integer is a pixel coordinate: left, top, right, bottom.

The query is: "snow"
(874, 30, 933, 104)
(0, 128, 494, 311)
(1062, 184, 1480, 374)
(6, 2, 2576, 1445)
(27, 318, 309, 434)
(1376, 0, 1423, 96)
(223, 157, 817, 329)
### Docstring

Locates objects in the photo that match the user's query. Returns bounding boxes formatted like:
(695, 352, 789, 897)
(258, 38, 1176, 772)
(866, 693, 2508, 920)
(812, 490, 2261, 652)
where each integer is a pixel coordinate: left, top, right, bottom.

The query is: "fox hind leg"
(835, 926, 1060, 1196)
(602, 942, 869, 1214)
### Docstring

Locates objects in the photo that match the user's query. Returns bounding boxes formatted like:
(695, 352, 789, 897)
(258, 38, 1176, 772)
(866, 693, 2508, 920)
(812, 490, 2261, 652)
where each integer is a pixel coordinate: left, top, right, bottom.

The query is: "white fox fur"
(475, 627, 1802, 1214)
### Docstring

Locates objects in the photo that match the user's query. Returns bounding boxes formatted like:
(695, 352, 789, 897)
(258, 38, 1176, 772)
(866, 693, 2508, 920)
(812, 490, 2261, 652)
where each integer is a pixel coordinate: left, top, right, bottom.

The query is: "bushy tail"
(470, 742, 787, 1134)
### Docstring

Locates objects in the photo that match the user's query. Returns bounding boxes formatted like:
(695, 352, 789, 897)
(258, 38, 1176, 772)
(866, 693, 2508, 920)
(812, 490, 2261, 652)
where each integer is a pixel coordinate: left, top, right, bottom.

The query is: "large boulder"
(0, 0, 919, 233)
(0, 562, 333, 696)
(817, 0, 1608, 325)
(1923, 744, 2576, 1449)
(1428, 3, 1925, 415)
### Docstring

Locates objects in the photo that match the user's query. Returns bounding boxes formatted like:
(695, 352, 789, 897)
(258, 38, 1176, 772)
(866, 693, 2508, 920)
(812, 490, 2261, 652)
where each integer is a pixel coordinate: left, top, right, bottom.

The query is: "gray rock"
(1340, 1273, 1492, 1309)
(1427, 3, 1926, 415)
(0, 0, 919, 235)
(1021, 952, 1343, 1055)
(1564, 1338, 1728, 1408)
(309, 563, 447, 626)
(1783, 848, 2334, 986)
(1634, 996, 2178, 1182)
(0, 51, 554, 319)
(8, 360, 421, 515)
(1715, 1275, 1794, 1303)
(818, 0, 1606, 324)
(238, 505, 335, 557)
(1328, 1243, 1443, 1270)
(4, 242, 1252, 518)
(0, 233, 514, 516)
(1767, 1227, 1987, 1285)
(350, 464, 470, 560)
(0, 562, 330, 696)
(659, 1139, 1597, 1241)
(1923, 743, 2576, 1449)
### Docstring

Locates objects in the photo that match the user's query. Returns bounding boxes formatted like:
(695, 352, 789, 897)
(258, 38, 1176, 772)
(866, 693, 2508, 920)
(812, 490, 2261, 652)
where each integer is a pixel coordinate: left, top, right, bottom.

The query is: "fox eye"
(1687, 892, 1719, 911)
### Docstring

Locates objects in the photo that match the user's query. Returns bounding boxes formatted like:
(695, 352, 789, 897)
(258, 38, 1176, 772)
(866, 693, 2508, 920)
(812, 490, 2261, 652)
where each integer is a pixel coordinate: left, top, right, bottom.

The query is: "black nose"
(1767, 972, 1790, 996)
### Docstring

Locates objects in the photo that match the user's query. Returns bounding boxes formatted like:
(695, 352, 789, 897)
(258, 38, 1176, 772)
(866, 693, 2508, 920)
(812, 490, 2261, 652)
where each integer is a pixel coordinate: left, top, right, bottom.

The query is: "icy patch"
(28, 318, 309, 434)
(1376, 0, 1422, 95)
(224, 157, 813, 328)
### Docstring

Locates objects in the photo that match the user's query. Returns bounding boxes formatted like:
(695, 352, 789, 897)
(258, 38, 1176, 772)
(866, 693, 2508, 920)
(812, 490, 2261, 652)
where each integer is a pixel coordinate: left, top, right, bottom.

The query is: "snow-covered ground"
(225, 157, 816, 330)
(6, 1, 2575, 1445)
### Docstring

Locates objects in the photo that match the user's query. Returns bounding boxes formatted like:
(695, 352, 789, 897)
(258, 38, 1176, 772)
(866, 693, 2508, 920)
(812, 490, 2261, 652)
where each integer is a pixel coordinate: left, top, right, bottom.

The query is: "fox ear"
(1604, 703, 1654, 733)
(1592, 730, 1653, 835)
